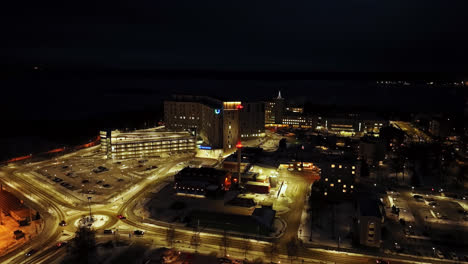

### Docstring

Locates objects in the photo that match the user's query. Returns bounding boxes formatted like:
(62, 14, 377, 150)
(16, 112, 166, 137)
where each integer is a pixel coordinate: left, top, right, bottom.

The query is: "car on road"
(102, 184, 111, 188)
(103, 229, 114, 234)
(375, 260, 389, 264)
(59, 220, 67, 226)
(133, 230, 144, 236)
(218, 257, 233, 263)
(449, 252, 458, 260)
(82, 180, 89, 184)
(25, 249, 37, 257)
(56, 241, 68, 248)
(435, 249, 444, 259)
(393, 243, 402, 252)
(117, 215, 126, 220)
(413, 195, 424, 201)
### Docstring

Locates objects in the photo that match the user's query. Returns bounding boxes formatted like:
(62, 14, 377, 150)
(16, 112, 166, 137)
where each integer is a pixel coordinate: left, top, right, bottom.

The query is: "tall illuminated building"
(164, 95, 248, 153)
(265, 91, 285, 125)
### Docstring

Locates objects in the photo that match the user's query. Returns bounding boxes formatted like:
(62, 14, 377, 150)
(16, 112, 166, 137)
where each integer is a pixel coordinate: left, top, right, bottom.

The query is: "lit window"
(339, 165, 342, 169)
(330, 183, 334, 187)
(352, 171, 355, 174)
(343, 189, 346, 193)
(325, 178, 328, 181)
(343, 185, 346, 188)
(331, 164, 335, 168)
(350, 185, 354, 189)
(324, 192, 327, 196)
(352, 166, 356, 170)
(338, 179, 341, 183)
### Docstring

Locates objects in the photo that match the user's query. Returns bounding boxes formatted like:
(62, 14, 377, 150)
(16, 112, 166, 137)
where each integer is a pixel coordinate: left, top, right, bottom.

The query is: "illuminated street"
(0, 138, 465, 264)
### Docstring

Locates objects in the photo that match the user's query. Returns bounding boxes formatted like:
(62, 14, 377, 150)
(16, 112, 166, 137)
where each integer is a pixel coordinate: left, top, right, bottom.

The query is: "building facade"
(356, 198, 384, 248)
(239, 102, 265, 138)
(174, 167, 232, 195)
(100, 128, 195, 159)
(165, 95, 264, 153)
(316, 113, 388, 136)
(265, 91, 285, 125)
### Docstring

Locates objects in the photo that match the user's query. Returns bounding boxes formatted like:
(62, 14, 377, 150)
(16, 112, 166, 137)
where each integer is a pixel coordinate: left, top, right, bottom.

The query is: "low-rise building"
(355, 197, 384, 248)
(100, 128, 195, 159)
(174, 167, 232, 196)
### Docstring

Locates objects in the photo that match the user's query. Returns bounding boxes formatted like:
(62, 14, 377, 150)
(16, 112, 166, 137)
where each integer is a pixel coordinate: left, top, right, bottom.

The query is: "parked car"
(59, 220, 67, 226)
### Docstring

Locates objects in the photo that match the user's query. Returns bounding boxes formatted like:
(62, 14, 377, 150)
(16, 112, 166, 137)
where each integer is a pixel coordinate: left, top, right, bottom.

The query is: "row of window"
(241, 133, 264, 137)
(331, 164, 356, 169)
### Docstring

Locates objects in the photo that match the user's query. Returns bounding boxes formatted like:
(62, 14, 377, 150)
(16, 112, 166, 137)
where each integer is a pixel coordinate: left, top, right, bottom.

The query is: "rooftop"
(107, 128, 193, 144)
(358, 197, 382, 218)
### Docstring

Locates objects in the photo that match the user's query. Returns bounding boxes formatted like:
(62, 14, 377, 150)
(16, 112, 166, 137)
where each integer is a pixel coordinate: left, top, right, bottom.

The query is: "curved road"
(0, 150, 458, 264)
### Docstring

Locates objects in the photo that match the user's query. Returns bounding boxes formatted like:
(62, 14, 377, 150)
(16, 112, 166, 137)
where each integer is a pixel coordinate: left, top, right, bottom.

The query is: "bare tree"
(241, 235, 252, 261)
(166, 225, 176, 248)
(190, 232, 200, 253)
(264, 240, 279, 264)
(221, 229, 229, 257)
(65, 224, 97, 264)
(286, 237, 299, 263)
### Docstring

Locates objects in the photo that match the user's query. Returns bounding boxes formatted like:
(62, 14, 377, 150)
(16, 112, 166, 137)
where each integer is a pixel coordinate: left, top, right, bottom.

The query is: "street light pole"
(236, 140, 243, 185)
(87, 196, 92, 220)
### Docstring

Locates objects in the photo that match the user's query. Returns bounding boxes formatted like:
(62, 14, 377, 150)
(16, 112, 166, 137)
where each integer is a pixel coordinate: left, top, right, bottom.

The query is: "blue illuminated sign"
(199, 146, 212, 150)
(214, 109, 221, 115)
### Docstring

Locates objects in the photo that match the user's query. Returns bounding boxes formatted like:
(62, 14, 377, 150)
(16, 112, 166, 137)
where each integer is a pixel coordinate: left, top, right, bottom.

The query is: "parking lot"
(383, 188, 468, 260)
(33, 150, 194, 202)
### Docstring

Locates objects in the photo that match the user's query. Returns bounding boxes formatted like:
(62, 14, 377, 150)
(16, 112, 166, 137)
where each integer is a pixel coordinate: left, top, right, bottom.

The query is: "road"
(0, 147, 461, 264)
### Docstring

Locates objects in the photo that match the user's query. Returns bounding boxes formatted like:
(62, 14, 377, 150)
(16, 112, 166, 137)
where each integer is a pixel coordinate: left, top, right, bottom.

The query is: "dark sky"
(2, 0, 468, 72)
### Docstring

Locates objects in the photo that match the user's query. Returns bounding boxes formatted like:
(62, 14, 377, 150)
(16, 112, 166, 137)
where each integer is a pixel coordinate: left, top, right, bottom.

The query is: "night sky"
(0, 1, 466, 150)
(2, 0, 468, 72)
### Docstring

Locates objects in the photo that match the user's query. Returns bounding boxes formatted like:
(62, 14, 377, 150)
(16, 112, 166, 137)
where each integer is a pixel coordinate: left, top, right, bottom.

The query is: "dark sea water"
(0, 72, 463, 160)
